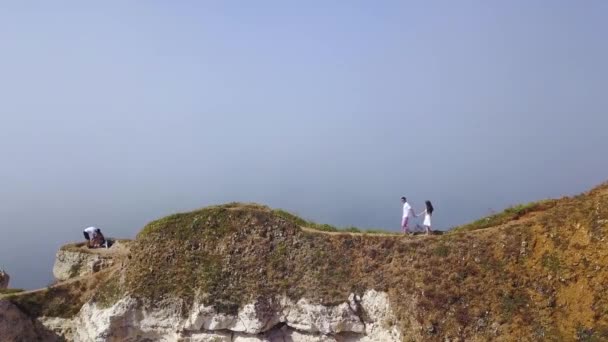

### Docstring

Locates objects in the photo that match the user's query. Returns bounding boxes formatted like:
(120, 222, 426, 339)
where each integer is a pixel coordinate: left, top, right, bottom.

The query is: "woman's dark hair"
(425, 200, 434, 215)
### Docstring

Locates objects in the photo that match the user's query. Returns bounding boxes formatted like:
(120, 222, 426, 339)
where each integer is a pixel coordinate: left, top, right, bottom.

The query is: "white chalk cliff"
(45, 290, 400, 342)
(0, 245, 402, 342)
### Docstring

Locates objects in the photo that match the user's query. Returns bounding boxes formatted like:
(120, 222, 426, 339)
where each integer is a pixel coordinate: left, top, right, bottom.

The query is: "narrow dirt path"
(60, 240, 131, 257)
(0, 267, 119, 299)
(300, 226, 444, 239)
(300, 209, 544, 238)
(454, 211, 542, 236)
(300, 227, 400, 237)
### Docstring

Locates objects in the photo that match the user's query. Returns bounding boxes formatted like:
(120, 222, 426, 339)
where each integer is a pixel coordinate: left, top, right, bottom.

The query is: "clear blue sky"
(1, 1, 607, 288)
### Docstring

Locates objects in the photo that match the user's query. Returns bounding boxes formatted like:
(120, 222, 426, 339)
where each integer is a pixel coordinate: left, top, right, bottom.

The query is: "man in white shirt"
(401, 197, 414, 234)
(83, 226, 100, 248)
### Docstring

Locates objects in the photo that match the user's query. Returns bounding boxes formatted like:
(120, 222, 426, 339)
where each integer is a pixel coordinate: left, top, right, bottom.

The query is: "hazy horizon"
(1, 1, 607, 289)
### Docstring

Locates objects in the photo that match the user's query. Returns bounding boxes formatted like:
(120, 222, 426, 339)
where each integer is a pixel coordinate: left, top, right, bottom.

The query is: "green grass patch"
(311, 223, 340, 232)
(0, 288, 24, 295)
(541, 253, 561, 274)
(575, 325, 608, 342)
(501, 291, 529, 320)
(452, 199, 558, 232)
(127, 204, 370, 314)
(273, 208, 344, 232)
(269, 242, 288, 266)
(273, 209, 310, 227)
(433, 244, 450, 257)
(92, 276, 123, 309)
(274, 208, 393, 234)
(8, 285, 85, 318)
(364, 229, 397, 235)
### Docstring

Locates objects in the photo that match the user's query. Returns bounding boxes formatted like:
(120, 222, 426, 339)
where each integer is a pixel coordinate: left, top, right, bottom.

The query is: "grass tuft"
(541, 253, 561, 274)
(0, 288, 25, 295)
(452, 199, 558, 232)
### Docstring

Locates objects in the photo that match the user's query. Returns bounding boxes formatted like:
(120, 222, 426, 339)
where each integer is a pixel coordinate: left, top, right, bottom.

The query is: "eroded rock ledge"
(52, 241, 129, 281)
(43, 290, 400, 342)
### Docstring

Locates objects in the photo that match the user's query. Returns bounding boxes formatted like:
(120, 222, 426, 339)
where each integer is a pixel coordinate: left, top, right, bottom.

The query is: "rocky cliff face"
(58, 290, 400, 342)
(3, 183, 608, 341)
(53, 248, 115, 281)
(0, 300, 60, 342)
(0, 269, 9, 289)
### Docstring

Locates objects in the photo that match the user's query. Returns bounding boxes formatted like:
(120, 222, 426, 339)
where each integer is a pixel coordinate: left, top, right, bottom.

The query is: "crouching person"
(93, 230, 108, 248)
(83, 226, 107, 248)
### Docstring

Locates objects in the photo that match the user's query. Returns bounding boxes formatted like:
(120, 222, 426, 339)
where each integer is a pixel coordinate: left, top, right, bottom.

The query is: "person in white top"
(83, 227, 98, 242)
(83, 226, 106, 248)
(416, 200, 434, 235)
(400, 197, 415, 234)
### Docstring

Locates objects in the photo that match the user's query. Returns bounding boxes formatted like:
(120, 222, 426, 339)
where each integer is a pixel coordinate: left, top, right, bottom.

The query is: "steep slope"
(0, 300, 61, 342)
(4, 182, 608, 341)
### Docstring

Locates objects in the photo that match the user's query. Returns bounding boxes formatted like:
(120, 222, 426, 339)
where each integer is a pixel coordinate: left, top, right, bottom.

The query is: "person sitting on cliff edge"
(83, 226, 108, 249)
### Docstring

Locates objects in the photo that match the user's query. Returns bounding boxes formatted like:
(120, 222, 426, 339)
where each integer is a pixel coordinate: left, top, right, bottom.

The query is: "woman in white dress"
(417, 201, 434, 235)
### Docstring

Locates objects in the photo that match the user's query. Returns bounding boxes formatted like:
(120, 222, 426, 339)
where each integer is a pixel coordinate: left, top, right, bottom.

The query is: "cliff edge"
(2, 182, 608, 341)
(52, 240, 130, 281)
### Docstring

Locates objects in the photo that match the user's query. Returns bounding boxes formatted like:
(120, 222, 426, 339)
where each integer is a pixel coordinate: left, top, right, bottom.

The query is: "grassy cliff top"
(115, 182, 608, 340)
(10, 182, 608, 341)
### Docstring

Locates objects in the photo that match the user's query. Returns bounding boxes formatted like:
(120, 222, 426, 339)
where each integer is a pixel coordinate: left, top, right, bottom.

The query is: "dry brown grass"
(6, 268, 116, 318)
(116, 182, 608, 340)
(10, 182, 608, 341)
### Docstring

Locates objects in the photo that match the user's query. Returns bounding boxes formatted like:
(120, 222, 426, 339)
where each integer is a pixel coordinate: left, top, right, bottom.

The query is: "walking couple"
(401, 197, 434, 235)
